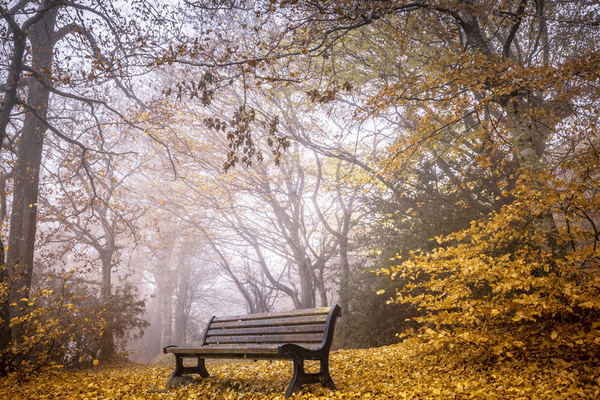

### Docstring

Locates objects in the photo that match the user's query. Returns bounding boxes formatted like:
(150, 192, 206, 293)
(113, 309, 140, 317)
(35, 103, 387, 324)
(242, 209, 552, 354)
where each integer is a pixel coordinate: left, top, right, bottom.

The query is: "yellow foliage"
(380, 151, 600, 384)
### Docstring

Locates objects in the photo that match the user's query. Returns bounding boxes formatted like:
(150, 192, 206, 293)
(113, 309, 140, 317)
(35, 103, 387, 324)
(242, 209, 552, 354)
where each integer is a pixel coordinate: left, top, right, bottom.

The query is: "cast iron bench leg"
(285, 357, 336, 398)
(172, 355, 210, 379)
(319, 358, 336, 390)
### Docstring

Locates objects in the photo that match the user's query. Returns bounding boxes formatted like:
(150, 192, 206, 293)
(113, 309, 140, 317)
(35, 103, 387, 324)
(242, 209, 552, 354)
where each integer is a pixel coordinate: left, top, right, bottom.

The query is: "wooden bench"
(163, 305, 341, 398)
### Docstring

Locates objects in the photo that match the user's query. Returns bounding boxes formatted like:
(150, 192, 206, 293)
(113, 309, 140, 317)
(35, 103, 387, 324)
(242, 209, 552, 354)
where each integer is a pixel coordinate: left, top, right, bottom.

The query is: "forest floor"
(1, 339, 599, 399)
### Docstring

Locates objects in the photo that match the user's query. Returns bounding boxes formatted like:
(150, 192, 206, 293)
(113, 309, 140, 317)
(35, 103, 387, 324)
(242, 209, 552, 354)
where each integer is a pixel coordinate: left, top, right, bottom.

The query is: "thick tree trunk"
(503, 98, 566, 264)
(316, 261, 328, 307)
(100, 251, 113, 301)
(298, 258, 316, 308)
(460, 12, 566, 265)
(7, 3, 56, 342)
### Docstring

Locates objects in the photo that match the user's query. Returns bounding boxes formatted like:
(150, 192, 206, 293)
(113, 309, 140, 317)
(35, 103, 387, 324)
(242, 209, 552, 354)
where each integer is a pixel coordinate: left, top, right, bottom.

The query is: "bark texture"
(8, 2, 57, 342)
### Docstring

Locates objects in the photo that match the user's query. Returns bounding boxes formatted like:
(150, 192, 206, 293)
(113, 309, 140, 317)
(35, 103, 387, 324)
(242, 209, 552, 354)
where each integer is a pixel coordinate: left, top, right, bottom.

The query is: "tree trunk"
(297, 257, 316, 308)
(98, 249, 116, 359)
(174, 259, 189, 344)
(7, 2, 56, 342)
(503, 98, 566, 265)
(0, 239, 9, 368)
(160, 285, 173, 347)
(461, 12, 566, 266)
(338, 235, 350, 313)
(100, 250, 113, 301)
(174, 302, 186, 344)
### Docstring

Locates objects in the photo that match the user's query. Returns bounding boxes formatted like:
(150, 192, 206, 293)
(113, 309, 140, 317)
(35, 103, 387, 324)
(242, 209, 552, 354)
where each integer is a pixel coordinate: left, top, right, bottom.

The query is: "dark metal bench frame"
(163, 305, 341, 398)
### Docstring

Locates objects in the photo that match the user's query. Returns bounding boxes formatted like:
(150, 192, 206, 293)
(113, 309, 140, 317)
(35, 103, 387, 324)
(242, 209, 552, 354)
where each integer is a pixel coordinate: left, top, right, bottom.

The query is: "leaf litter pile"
(2, 338, 599, 399)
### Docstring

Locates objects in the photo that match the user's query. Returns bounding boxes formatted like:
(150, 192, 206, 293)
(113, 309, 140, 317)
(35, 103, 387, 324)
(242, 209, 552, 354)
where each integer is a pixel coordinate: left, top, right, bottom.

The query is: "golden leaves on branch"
(379, 154, 600, 395)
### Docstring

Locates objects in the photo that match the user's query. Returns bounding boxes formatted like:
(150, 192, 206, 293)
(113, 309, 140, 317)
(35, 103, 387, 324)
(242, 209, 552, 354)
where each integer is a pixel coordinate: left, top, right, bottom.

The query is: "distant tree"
(39, 148, 145, 358)
(128, 206, 221, 355)
(216, 255, 280, 314)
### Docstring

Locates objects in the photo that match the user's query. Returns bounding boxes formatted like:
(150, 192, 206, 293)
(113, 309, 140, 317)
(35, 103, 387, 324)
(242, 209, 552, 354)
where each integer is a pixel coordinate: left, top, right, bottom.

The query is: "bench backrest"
(201, 305, 341, 351)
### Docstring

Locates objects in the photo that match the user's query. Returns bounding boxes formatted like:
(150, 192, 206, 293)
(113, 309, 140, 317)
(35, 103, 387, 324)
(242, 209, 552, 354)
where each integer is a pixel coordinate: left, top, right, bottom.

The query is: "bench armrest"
(163, 345, 177, 354)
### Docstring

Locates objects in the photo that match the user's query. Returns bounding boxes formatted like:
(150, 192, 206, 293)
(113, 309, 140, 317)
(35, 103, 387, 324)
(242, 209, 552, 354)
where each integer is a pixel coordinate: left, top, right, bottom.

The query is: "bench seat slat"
(205, 333, 324, 345)
(165, 344, 323, 358)
(206, 324, 325, 337)
(211, 315, 327, 330)
(165, 345, 281, 356)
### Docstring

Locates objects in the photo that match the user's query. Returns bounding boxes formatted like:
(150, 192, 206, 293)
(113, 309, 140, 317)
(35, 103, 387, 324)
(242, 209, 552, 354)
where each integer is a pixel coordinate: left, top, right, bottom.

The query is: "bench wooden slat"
(205, 333, 325, 345)
(210, 314, 328, 330)
(165, 345, 281, 356)
(206, 324, 325, 337)
(212, 306, 331, 323)
(165, 345, 322, 358)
